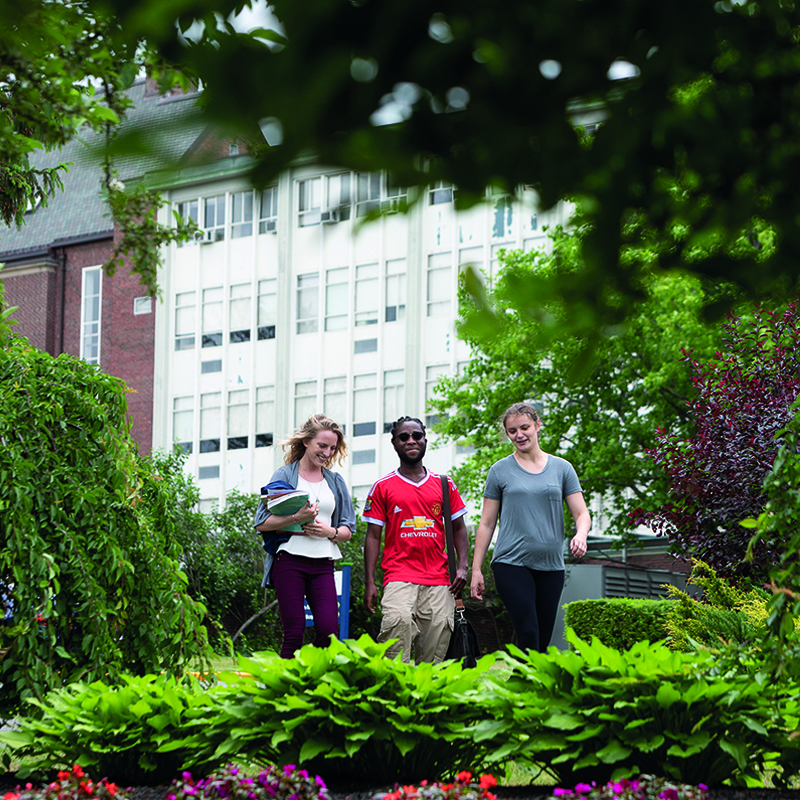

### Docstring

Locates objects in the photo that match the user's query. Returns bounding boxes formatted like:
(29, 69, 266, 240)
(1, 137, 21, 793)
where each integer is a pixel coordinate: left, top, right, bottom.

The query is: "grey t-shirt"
(483, 454, 583, 571)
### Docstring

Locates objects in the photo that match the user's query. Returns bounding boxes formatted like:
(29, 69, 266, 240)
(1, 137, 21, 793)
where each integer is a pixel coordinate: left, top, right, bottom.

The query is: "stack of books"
(260, 488, 310, 534)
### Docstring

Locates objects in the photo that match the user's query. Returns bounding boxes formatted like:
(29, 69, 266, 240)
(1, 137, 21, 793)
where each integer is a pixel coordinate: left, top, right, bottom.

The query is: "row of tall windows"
(174, 279, 277, 351)
(297, 172, 409, 227)
(295, 255, 439, 335)
(173, 385, 275, 455)
(176, 187, 278, 245)
(174, 175, 461, 244)
(291, 369, 406, 440)
(173, 364, 456, 471)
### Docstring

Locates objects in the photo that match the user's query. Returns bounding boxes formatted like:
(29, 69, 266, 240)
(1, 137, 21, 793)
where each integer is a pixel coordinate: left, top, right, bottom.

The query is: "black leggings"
(491, 563, 565, 652)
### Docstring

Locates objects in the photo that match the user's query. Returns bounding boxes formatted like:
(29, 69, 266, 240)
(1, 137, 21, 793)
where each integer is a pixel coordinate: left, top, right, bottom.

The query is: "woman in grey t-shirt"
(470, 402, 591, 651)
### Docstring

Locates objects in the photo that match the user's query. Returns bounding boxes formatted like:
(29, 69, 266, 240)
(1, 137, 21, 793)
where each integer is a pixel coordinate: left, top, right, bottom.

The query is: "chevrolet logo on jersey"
(399, 516, 437, 538)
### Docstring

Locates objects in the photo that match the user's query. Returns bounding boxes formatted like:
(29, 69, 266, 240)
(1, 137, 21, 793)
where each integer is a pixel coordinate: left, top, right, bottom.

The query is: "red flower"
(4, 792, 19, 800)
(58, 772, 71, 781)
(456, 772, 473, 784)
(72, 766, 85, 779)
(479, 776, 497, 790)
(106, 784, 118, 797)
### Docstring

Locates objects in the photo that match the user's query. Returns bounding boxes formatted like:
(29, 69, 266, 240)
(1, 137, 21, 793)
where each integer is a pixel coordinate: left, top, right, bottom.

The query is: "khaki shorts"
(378, 581, 454, 663)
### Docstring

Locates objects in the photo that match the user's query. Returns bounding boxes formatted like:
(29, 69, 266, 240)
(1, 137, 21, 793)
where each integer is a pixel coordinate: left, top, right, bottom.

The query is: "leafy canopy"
(86, 0, 800, 322)
(430, 227, 724, 537)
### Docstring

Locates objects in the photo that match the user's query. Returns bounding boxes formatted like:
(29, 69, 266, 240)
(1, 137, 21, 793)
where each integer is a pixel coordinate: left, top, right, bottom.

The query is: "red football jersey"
(363, 469, 467, 586)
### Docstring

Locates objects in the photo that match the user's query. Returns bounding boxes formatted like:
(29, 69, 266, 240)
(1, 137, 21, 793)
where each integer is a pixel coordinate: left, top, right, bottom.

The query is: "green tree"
(430, 227, 725, 537)
(0, 334, 211, 713)
(86, 0, 800, 323)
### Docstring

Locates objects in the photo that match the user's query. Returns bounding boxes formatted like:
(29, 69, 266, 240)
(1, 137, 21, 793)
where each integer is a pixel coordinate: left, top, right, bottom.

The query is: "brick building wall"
(2, 261, 58, 354)
(2, 236, 155, 455)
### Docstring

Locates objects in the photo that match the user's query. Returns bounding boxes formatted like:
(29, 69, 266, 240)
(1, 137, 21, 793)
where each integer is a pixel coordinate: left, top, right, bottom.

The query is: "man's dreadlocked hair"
(389, 416, 426, 440)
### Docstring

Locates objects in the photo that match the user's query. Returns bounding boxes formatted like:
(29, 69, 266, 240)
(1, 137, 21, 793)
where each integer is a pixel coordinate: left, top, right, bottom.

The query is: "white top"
(278, 475, 342, 560)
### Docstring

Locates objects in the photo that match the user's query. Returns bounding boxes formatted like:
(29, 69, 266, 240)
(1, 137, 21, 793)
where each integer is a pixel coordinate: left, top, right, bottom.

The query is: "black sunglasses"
(395, 431, 425, 442)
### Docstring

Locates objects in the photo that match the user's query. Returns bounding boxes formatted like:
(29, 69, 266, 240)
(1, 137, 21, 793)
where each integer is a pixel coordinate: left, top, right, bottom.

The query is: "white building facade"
(152, 153, 570, 511)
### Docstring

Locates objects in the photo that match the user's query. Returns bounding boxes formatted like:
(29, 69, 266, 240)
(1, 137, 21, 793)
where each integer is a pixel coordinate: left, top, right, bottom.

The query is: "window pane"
(297, 273, 319, 334)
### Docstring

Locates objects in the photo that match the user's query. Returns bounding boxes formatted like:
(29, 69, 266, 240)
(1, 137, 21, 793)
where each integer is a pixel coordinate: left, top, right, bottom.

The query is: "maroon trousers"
(272, 550, 339, 658)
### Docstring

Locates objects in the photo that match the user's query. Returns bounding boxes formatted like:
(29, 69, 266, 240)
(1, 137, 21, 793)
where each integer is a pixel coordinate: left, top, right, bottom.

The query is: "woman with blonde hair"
(255, 414, 356, 658)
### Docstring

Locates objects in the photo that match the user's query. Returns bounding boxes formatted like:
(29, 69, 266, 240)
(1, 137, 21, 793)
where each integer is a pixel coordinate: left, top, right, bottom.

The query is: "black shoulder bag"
(440, 474, 481, 668)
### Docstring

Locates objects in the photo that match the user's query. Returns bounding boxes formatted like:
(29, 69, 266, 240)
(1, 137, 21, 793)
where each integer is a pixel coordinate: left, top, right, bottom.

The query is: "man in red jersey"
(364, 416, 469, 662)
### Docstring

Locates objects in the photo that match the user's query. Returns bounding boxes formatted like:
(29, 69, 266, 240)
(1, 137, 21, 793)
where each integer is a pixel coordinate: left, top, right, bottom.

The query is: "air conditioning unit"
(381, 197, 402, 214)
(320, 207, 340, 224)
(191, 230, 205, 244)
(200, 229, 216, 244)
(262, 218, 277, 234)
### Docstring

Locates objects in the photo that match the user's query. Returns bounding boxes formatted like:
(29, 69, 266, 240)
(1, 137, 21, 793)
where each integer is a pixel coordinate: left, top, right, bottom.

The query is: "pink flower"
(658, 790, 679, 800)
(698, 786, 708, 792)
(553, 790, 573, 796)
(574, 785, 593, 794)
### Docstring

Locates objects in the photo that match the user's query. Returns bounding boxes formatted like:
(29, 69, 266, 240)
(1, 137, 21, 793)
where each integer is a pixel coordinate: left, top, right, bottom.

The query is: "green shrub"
(564, 598, 673, 649)
(474, 630, 800, 787)
(0, 673, 211, 785)
(0, 339, 211, 713)
(166, 636, 496, 785)
(664, 560, 771, 650)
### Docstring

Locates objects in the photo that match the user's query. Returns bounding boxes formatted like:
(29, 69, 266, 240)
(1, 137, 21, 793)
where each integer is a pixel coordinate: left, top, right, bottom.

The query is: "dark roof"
(0, 80, 205, 261)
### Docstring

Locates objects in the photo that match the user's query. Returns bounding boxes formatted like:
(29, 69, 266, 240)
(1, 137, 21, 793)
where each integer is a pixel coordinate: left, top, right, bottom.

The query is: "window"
(298, 178, 322, 227)
(231, 191, 254, 239)
(259, 186, 278, 233)
(324, 377, 347, 429)
(176, 200, 199, 247)
(173, 396, 194, 454)
(256, 385, 275, 447)
(229, 283, 251, 343)
(429, 180, 454, 205)
(198, 466, 220, 480)
(425, 364, 447, 427)
(353, 373, 377, 436)
(352, 450, 376, 465)
(383, 369, 404, 432)
(175, 291, 196, 351)
(385, 258, 406, 322)
(80, 266, 102, 365)
(204, 195, 226, 241)
(294, 380, 317, 428)
(257, 279, 277, 340)
(354, 262, 379, 327)
(327, 174, 351, 221)
(200, 392, 222, 453)
(201, 360, 222, 374)
(356, 172, 381, 217)
(296, 273, 319, 334)
(385, 178, 408, 208)
(202, 287, 223, 347)
(427, 252, 452, 316)
(198, 498, 218, 513)
(227, 389, 249, 450)
(459, 247, 484, 276)
(325, 267, 349, 331)
(354, 338, 377, 354)
(134, 296, 152, 315)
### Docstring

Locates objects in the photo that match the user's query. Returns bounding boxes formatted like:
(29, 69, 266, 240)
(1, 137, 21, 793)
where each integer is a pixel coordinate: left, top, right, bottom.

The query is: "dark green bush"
(0, 339, 211, 714)
(0, 673, 210, 785)
(165, 636, 494, 785)
(474, 630, 800, 787)
(564, 598, 673, 649)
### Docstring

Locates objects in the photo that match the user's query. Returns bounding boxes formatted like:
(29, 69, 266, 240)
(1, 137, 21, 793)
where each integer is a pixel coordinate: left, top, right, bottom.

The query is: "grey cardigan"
(253, 460, 357, 533)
